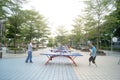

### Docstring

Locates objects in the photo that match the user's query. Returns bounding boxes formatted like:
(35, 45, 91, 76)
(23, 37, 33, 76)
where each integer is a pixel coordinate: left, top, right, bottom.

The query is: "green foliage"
(6, 25, 15, 38)
(103, 0, 120, 38)
(54, 26, 70, 45)
(47, 38, 53, 47)
(0, 0, 49, 54)
(71, 0, 119, 50)
(9, 48, 23, 50)
(19, 10, 50, 41)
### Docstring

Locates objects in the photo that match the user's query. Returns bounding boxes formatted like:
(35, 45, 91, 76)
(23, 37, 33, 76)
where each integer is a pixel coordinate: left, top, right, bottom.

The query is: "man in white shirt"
(25, 41, 33, 63)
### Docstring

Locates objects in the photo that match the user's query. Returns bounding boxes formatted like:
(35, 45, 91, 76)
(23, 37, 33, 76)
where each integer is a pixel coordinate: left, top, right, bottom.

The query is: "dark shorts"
(89, 56, 96, 63)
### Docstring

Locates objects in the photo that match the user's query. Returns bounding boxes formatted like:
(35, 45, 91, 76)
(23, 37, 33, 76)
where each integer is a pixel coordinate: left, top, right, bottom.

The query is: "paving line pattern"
(0, 56, 78, 80)
(73, 55, 120, 80)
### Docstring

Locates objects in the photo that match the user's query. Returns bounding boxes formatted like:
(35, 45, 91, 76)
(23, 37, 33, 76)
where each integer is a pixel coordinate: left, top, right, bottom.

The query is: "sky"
(23, 0, 86, 36)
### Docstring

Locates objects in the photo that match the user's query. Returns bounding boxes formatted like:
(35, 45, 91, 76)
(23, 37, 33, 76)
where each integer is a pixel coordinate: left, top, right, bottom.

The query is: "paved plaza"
(0, 48, 120, 80)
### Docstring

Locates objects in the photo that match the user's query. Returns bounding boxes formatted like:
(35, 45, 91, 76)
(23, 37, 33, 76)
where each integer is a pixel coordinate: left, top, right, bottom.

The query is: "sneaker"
(30, 61, 33, 63)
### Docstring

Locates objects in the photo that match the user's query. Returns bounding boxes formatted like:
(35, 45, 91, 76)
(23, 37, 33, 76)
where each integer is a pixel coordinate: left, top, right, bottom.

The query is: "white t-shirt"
(28, 43, 32, 51)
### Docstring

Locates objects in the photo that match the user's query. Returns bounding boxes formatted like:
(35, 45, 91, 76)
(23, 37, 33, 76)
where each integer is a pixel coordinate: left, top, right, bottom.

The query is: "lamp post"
(9, 38, 11, 46)
(0, 22, 2, 43)
(0, 22, 3, 58)
(0, 21, 4, 44)
(111, 34, 113, 52)
(111, 29, 117, 52)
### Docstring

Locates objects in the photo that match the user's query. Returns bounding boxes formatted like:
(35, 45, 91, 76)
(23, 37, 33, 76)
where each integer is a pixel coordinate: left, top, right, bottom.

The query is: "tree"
(83, 0, 115, 49)
(8, 8, 26, 53)
(0, 0, 12, 19)
(2, 0, 27, 53)
(55, 26, 69, 45)
(72, 16, 84, 46)
(103, 0, 120, 37)
(0, 0, 14, 44)
(47, 37, 54, 47)
(20, 10, 50, 45)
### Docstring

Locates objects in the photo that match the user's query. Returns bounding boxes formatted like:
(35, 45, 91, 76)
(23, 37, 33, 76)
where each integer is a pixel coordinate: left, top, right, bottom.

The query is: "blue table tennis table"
(40, 52, 83, 66)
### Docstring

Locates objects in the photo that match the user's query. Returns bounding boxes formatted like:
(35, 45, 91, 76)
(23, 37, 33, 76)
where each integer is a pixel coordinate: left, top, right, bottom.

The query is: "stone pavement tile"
(1, 48, 120, 80)
(73, 53, 120, 80)
(0, 55, 79, 80)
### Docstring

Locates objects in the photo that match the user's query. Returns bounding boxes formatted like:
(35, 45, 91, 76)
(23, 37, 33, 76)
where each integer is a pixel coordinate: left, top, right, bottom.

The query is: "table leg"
(45, 57, 52, 65)
(66, 56, 77, 66)
(45, 55, 78, 66)
(45, 55, 57, 65)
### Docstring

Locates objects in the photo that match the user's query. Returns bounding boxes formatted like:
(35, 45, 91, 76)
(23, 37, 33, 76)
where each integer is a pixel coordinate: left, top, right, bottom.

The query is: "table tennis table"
(40, 52, 83, 66)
